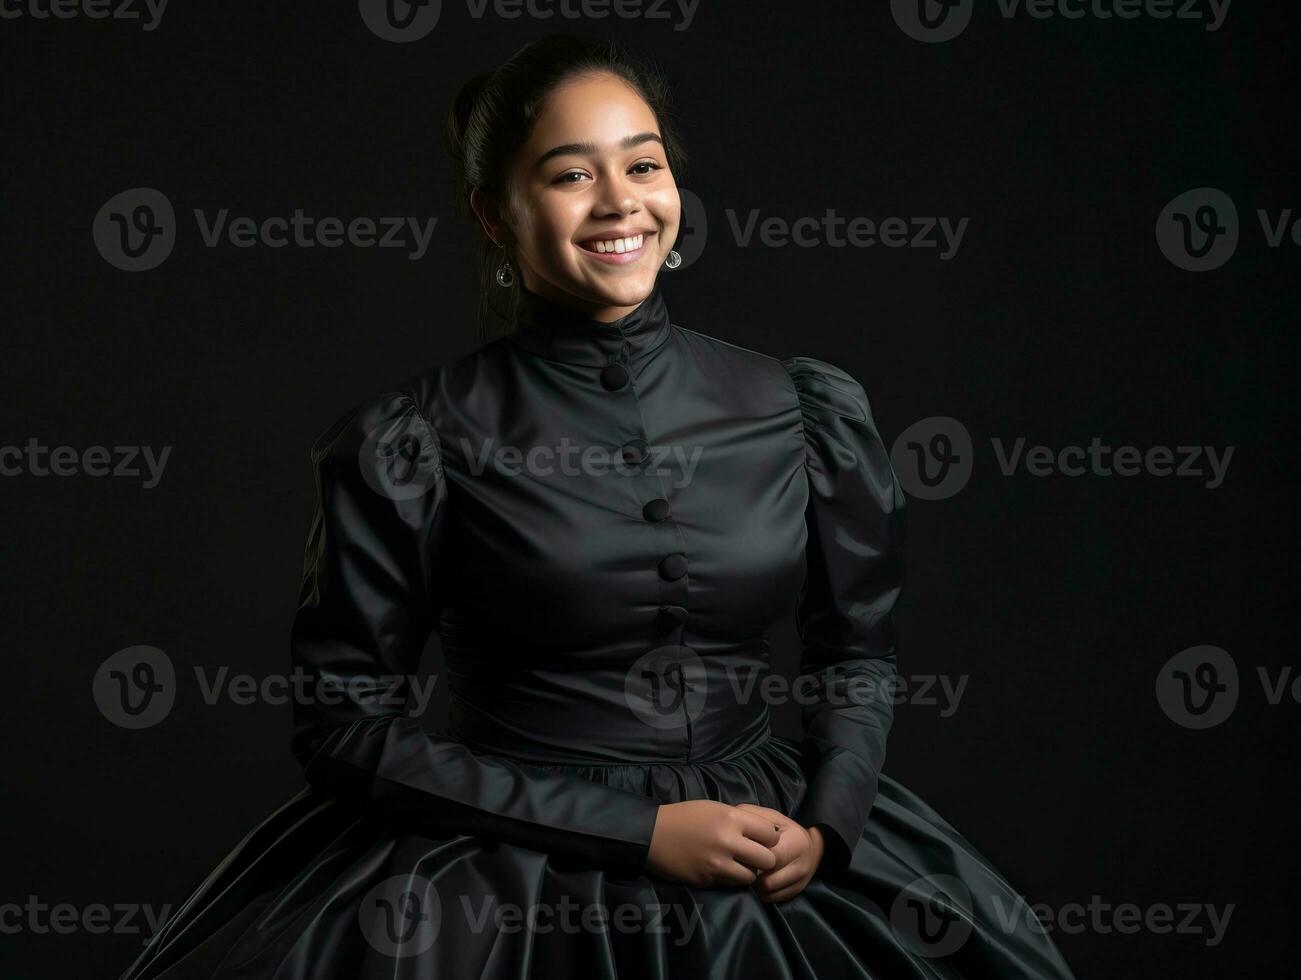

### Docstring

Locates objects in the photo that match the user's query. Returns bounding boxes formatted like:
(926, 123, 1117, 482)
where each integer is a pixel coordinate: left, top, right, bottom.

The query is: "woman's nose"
(595, 173, 640, 217)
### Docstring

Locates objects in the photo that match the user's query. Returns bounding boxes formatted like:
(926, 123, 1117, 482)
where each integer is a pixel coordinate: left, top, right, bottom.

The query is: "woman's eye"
(554, 161, 662, 184)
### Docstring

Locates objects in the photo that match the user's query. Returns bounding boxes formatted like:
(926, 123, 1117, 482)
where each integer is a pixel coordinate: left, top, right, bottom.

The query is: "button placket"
(596, 330, 693, 758)
(614, 383, 689, 644)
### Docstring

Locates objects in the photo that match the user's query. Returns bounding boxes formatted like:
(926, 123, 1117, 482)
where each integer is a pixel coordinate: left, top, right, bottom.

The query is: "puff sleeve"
(288, 387, 662, 874)
(781, 357, 907, 872)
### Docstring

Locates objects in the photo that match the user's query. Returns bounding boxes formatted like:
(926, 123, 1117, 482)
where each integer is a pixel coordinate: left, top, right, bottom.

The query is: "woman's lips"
(576, 231, 653, 265)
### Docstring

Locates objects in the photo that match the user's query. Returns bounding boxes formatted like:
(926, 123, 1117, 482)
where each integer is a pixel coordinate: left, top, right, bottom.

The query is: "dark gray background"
(2, 2, 1296, 977)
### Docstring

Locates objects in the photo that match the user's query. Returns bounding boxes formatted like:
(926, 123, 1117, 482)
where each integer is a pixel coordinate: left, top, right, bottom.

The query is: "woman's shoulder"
(305, 355, 471, 472)
(671, 322, 798, 397)
(781, 354, 873, 427)
(322, 341, 495, 433)
(672, 324, 877, 427)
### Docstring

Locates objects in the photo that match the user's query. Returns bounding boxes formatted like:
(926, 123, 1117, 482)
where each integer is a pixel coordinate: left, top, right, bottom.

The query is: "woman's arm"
(289, 386, 664, 874)
(783, 356, 908, 872)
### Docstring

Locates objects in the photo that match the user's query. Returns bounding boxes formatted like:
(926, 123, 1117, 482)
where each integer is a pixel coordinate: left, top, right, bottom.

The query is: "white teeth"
(587, 233, 644, 254)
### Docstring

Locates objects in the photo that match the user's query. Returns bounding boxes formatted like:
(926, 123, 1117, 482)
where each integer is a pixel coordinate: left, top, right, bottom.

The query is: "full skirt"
(117, 736, 1075, 979)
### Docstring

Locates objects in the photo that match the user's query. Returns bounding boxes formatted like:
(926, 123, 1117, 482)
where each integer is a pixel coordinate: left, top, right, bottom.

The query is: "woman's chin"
(568, 272, 659, 309)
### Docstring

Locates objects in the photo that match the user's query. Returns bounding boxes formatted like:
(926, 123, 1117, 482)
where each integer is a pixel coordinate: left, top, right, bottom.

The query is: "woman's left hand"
(735, 803, 825, 903)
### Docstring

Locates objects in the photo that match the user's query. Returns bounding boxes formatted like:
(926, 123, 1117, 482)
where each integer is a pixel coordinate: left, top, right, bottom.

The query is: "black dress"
(118, 283, 1075, 979)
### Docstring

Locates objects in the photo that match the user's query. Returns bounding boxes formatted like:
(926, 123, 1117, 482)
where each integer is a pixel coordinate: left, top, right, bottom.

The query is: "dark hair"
(443, 34, 688, 346)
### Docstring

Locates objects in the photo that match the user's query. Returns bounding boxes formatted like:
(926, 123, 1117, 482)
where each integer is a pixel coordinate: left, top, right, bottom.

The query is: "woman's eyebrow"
(533, 132, 663, 171)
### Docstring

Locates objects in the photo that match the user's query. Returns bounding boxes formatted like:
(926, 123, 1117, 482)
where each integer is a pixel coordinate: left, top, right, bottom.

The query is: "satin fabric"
(118, 283, 1076, 979)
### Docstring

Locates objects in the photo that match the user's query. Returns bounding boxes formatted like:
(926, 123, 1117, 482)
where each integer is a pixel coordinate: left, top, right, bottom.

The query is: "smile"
(576, 232, 652, 265)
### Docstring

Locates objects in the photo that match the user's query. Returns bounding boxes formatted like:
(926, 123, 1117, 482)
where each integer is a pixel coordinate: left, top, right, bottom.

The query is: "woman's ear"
(470, 187, 507, 247)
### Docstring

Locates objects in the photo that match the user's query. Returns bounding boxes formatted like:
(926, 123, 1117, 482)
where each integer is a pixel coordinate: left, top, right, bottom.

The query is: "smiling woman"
(444, 37, 689, 337)
(117, 33, 1077, 980)
(488, 74, 676, 308)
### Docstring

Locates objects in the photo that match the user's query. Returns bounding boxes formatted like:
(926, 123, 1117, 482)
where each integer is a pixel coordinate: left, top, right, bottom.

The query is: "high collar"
(506, 282, 673, 367)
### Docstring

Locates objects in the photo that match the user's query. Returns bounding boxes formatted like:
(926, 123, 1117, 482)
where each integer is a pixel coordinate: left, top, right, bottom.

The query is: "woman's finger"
(757, 881, 807, 904)
(753, 857, 807, 893)
(731, 835, 779, 873)
(715, 859, 765, 887)
(735, 810, 783, 847)
(764, 832, 803, 872)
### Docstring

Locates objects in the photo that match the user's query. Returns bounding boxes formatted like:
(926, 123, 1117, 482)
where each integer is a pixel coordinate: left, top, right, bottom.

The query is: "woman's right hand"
(645, 801, 782, 887)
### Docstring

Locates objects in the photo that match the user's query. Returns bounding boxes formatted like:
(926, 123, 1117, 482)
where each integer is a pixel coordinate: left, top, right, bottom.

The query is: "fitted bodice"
(419, 285, 811, 765)
(289, 280, 905, 874)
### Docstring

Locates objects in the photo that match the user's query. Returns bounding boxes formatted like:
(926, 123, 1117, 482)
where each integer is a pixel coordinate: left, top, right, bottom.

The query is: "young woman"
(120, 34, 1076, 980)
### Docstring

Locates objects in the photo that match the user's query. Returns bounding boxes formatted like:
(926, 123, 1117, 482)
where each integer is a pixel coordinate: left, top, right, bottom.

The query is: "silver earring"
(494, 242, 515, 287)
(664, 249, 682, 270)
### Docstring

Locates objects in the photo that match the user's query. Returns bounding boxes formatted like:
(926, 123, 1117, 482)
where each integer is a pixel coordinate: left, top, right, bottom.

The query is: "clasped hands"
(645, 800, 825, 903)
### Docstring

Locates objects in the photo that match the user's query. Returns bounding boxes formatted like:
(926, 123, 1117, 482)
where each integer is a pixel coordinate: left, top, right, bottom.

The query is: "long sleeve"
(781, 356, 907, 872)
(289, 386, 662, 874)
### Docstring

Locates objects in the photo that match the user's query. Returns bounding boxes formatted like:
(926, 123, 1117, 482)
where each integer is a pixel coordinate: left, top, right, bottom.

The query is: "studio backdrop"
(1, 2, 1296, 977)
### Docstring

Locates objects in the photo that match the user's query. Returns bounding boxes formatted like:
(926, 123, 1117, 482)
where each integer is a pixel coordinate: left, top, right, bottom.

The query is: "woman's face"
(483, 72, 681, 322)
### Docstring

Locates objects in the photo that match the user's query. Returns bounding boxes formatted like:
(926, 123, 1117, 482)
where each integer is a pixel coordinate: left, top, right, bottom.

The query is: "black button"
(621, 439, 649, 465)
(642, 498, 670, 522)
(600, 363, 630, 390)
(657, 605, 688, 628)
(658, 553, 688, 581)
